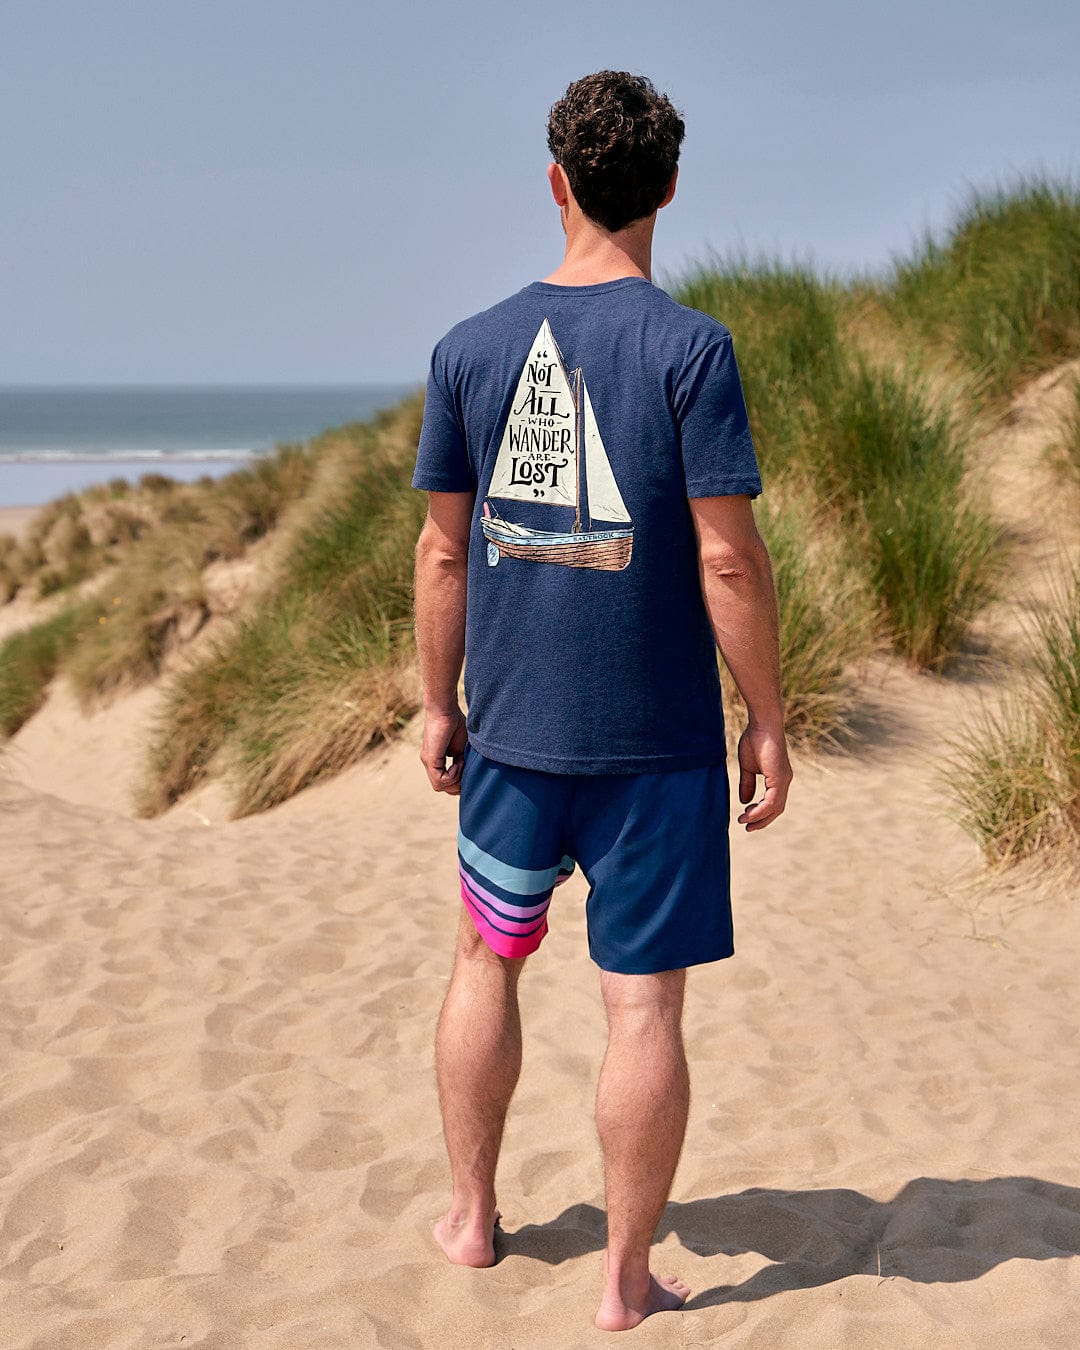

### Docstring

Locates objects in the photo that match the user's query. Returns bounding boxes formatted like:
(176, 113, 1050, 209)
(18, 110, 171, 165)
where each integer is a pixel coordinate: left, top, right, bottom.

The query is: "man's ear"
(658, 166, 678, 210)
(547, 162, 570, 209)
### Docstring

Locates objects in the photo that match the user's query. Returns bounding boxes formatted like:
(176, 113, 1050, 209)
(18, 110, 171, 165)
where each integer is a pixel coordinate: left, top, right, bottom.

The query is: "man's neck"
(542, 211, 656, 287)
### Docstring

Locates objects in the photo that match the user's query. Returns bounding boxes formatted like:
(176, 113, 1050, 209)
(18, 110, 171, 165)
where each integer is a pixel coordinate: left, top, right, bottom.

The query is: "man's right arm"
(414, 491, 474, 796)
(689, 494, 792, 831)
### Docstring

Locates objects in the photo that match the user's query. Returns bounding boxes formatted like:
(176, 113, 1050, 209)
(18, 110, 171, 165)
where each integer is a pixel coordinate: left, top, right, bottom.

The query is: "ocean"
(0, 384, 415, 507)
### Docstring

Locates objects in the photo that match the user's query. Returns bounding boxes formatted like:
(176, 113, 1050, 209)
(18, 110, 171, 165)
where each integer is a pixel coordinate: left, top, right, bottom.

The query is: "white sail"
(582, 381, 631, 524)
(488, 319, 578, 509)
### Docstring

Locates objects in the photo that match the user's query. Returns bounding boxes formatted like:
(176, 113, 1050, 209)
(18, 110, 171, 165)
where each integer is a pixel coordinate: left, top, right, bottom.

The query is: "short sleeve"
(411, 346, 477, 492)
(675, 336, 762, 499)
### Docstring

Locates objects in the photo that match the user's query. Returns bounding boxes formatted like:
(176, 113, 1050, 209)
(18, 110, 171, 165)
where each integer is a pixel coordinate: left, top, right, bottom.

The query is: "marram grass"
(0, 602, 91, 735)
(732, 488, 877, 746)
(947, 572, 1080, 864)
(138, 397, 427, 817)
(64, 532, 213, 703)
(890, 174, 1080, 398)
(675, 258, 845, 481)
(680, 259, 1004, 671)
(0, 441, 319, 736)
(1033, 571, 1080, 835)
(1050, 375, 1080, 487)
(860, 475, 1003, 670)
(948, 699, 1066, 865)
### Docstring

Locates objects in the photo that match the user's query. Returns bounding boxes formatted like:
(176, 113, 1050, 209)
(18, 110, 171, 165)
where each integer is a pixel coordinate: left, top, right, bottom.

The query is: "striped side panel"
(457, 829, 575, 959)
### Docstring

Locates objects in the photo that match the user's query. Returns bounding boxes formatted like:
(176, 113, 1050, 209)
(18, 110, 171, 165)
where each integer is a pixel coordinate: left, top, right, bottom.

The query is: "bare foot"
(432, 1208, 501, 1268)
(595, 1273, 690, 1332)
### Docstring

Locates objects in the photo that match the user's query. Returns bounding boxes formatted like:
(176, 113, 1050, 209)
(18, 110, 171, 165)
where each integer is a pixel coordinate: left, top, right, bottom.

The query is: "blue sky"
(2, 0, 1077, 384)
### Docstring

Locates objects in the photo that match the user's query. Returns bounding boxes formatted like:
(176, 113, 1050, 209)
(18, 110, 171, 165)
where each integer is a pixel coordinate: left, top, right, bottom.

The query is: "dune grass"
(889, 175, 1080, 398)
(1051, 375, 1080, 487)
(6, 492, 97, 599)
(63, 534, 214, 702)
(860, 477, 1002, 670)
(948, 700, 1065, 865)
(810, 357, 961, 504)
(675, 263, 1003, 671)
(1034, 573, 1080, 836)
(675, 259, 846, 479)
(813, 359, 1003, 668)
(7, 479, 158, 602)
(0, 440, 318, 741)
(733, 489, 877, 746)
(0, 602, 91, 735)
(0, 535, 24, 604)
(948, 572, 1080, 864)
(57, 444, 316, 704)
(0, 444, 314, 612)
(138, 397, 426, 817)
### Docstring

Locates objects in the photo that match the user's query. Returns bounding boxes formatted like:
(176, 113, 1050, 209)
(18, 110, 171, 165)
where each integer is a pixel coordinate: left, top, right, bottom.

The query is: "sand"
(2, 369, 1079, 1346)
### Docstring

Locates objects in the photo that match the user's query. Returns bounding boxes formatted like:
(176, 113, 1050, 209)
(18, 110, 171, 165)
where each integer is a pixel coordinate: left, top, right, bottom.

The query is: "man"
(412, 71, 791, 1332)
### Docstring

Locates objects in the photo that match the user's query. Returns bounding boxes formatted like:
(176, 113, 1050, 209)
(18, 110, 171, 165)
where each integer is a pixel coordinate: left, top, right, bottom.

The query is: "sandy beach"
(2, 668, 1079, 1348)
(2, 362, 1079, 1346)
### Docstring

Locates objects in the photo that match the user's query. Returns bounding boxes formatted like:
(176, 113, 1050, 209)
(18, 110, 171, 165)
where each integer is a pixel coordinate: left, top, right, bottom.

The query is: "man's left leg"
(594, 966, 691, 1330)
(434, 909, 527, 1267)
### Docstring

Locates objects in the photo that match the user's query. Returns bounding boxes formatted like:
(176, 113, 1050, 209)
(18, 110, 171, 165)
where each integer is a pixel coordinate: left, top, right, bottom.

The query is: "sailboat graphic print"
(481, 319, 633, 571)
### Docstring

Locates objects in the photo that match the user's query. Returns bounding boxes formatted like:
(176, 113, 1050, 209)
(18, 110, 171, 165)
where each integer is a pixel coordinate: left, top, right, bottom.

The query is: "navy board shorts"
(456, 741, 734, 975)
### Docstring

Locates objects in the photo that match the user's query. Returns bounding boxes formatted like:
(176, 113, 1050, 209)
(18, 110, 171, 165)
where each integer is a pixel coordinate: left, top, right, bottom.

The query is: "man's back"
(412, 276, 762, 773)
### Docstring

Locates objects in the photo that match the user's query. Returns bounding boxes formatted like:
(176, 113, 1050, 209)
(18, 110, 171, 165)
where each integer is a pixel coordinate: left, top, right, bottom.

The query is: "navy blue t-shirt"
(412, 277, 761, 774)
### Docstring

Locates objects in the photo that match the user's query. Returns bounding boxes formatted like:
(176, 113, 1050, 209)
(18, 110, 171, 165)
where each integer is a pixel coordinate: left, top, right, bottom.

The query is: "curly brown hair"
(546, 71, 685, 233)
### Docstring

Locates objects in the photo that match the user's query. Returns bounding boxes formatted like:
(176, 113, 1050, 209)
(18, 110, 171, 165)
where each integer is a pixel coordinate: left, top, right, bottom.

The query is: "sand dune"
(2, 367, 1079, 1345)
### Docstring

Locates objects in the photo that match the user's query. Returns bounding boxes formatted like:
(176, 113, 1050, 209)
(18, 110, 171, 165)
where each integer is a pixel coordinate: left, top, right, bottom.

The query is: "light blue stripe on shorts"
(458, 828, 573, 896)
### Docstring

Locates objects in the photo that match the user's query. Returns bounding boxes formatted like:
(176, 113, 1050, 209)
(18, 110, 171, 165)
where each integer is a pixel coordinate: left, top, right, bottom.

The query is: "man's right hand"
(421, 707, 469, 796)
(736, 724, 792, 831)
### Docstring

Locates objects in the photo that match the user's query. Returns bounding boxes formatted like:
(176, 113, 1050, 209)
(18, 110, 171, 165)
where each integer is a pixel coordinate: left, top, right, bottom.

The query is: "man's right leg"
(594, 967, 691, 1332)
(433, 910, 526, 1268)
(438, 745, 572, 1266)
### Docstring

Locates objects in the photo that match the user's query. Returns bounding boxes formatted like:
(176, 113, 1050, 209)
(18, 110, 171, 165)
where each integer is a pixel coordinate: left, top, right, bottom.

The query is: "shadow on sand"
(495, 1176, 1080, 1306)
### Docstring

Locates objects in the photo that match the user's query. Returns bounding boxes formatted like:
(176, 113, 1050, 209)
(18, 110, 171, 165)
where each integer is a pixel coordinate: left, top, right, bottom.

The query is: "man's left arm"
(414, 490, 475, 795)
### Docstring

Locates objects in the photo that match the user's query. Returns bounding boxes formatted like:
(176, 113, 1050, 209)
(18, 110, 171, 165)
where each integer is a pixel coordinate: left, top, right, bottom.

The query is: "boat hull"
(481, 518, 633, 572)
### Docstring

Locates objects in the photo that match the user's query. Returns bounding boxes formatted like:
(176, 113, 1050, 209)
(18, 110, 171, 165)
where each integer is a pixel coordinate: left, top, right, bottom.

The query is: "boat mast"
(573, 367, 583, 534)
(547, 327, 583, 534)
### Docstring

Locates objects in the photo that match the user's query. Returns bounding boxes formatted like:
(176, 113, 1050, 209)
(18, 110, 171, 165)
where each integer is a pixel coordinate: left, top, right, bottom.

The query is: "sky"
(2, 0, 1077, 385)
